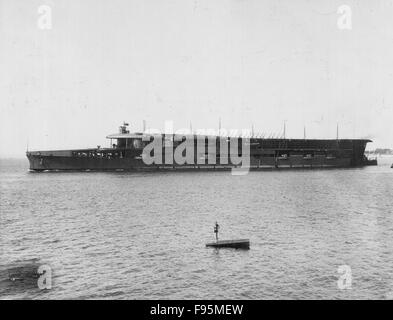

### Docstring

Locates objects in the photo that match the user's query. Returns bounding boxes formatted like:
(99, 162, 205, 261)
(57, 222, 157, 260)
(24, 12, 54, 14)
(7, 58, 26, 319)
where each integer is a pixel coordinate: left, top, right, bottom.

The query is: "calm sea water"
(1, 157, 393, 300)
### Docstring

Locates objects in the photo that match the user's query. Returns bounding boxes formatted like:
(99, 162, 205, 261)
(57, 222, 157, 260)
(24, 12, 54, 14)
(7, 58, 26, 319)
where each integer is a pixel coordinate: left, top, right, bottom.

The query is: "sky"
(1, 0, 393, 157)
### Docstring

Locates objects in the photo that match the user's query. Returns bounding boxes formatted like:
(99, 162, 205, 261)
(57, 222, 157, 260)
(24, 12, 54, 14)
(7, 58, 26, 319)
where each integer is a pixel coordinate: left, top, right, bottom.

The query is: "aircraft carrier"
(26, 123, 375, 171)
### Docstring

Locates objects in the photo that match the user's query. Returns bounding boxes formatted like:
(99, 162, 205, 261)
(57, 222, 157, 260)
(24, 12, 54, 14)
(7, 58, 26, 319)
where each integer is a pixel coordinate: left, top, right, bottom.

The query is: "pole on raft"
(214, 222, 219, 242)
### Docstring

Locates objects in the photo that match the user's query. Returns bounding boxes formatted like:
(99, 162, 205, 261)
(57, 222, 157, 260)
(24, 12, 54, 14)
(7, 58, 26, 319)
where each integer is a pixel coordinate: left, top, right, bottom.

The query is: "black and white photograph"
(1, 0, 393, 308)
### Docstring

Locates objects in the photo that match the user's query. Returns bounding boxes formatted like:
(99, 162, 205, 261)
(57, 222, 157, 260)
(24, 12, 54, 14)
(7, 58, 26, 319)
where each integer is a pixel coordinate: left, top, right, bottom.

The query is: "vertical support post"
(214, 222, 219, 242)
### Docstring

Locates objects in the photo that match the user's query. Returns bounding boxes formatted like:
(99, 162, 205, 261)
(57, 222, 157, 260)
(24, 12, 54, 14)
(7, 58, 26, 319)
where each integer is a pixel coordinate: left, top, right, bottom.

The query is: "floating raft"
(206, 239, 250, 249)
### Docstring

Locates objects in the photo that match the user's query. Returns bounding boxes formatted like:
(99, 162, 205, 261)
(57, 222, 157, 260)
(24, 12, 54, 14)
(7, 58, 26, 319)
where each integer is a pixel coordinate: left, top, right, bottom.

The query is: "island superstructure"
(26, 122, 374, 171)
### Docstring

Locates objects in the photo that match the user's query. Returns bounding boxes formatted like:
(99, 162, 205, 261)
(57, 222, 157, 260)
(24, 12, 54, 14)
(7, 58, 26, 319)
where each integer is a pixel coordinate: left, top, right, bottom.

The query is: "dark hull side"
(26, 138, 372, 171)
(26, 154, 356, 171)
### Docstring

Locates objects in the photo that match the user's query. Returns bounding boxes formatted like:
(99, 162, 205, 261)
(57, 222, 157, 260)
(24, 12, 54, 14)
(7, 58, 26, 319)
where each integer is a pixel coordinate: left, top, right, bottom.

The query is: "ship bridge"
(106, 122, 152, 149)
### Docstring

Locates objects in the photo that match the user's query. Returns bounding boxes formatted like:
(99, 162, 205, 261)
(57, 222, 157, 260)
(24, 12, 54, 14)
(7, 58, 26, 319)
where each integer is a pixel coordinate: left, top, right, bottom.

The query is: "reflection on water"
(1, 157, 393, 299)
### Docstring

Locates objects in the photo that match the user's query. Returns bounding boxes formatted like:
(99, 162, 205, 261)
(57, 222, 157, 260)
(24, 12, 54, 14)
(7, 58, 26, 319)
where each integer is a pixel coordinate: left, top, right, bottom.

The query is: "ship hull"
(27, 153, 354, 171)
(26, 138, 373, 171)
